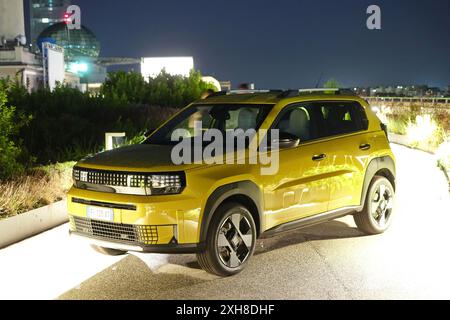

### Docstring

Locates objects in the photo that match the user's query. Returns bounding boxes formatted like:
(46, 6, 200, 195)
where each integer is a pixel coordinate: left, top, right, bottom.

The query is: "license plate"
(87, 206, 114, 222)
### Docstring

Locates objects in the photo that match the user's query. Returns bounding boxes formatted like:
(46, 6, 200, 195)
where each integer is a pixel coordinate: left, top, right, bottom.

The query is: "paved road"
(1, 144, 449, 300)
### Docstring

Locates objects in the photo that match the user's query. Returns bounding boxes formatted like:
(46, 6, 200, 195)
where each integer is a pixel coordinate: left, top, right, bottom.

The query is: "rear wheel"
(354, 176, 395, 235)
(197, 202, 257, 277)
(91, 245, 128, 256)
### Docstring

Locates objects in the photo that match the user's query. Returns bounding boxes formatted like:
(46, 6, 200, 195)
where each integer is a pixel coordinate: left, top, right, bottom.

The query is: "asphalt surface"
(1, 144, 449, 300)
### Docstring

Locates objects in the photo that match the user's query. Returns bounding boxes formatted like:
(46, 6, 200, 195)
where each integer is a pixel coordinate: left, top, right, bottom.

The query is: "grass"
(405, 115, 446, 151)
(0, 162, 75, 219)
(382, 110, 448, 153)
(387, 117, 408, 135)
(0, 131, 153, 220)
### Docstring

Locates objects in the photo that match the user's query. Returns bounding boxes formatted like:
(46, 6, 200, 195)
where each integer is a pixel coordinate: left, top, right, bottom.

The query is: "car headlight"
(147, 174, 184, 195)
(126, 173, 185, 195)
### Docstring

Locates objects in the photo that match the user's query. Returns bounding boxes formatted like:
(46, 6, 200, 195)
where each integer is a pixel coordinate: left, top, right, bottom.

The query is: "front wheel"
(197, 202, 257, 277)
(354, 176, 395, 235)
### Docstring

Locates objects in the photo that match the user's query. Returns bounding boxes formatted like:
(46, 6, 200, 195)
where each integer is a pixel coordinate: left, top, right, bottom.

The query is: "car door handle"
(359, 144, 371, 151)
(312, 154, 327, 161)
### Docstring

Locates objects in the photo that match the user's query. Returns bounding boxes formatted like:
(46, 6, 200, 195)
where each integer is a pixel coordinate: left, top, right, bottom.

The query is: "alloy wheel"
(370, 183, 394, 228)
(216, 213, 254, 268)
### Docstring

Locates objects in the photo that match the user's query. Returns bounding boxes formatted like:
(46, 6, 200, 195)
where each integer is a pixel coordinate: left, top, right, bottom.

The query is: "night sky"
(70, 0, 449, 89)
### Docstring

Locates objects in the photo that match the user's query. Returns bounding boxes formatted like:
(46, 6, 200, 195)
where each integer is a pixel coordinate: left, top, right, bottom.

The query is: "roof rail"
(278, 88, 356, 98)
(207, 89, 283, 98)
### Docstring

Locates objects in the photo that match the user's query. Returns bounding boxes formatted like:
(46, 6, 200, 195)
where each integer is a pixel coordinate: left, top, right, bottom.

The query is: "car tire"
(354, 176, 395, 235)
(91, 245, 128, 256)
(197, 202, 257, 277)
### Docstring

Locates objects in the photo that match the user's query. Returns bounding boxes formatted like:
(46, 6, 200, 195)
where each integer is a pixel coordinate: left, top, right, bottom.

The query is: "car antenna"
(315, 72, 323, 88)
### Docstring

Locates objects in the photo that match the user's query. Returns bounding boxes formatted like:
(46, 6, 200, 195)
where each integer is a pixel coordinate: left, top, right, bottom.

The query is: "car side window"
(318, 101, 368, 137)
(273, 104, 316, 143)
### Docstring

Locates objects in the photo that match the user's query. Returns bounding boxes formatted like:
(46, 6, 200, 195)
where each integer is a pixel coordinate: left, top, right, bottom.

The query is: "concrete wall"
(0, 64, 44, 92)
(0, 200, 68, 249)
(0, 46, 40, 65)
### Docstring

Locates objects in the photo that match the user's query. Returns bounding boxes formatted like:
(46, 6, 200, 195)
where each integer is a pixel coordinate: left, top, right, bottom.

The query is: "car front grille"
(73, 168, 130, 187)
(71, 216, 159, 245)
(72, 167, 185, 190)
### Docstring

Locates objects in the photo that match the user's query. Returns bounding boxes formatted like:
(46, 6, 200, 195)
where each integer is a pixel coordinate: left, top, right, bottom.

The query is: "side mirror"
(262, 132, 300, 151)
(144, 128, 156, 138)
(276, 132, 300, 150)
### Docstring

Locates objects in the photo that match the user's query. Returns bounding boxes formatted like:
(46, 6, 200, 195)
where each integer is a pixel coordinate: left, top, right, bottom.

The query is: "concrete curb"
(0, 200, 68, 249)
(391, 138, 449, 187)
(389, 133, 436, 154)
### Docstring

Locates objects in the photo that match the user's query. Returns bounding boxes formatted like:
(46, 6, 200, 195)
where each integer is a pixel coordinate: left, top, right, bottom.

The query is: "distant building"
(0, 0, 81, 92)
(425, 87, 442, 97)
(29, 0, 71, 50)
(0, 0, 42, 91)
(353, 85, 445, 97)
(238, 83, 255, 90)
(0, 46, 44, 91)
(37, 22, 105, 86)
(219, 81, 232, 91)
(141, 57, 194, 80)
(37, 22, 101, 61)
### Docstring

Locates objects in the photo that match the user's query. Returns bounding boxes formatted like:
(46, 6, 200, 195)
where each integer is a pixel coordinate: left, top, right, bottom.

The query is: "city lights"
(63, 13, 70, 23)
(68, 61, 88, 74)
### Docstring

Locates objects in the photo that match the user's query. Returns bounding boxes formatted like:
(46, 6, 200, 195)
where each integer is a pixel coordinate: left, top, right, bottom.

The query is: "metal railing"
(364, 96, 450, 104)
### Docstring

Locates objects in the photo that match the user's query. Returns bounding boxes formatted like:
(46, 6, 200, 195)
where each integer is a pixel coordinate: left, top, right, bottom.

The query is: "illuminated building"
(37, 21, 105, 86)
(37, 22, 101, 60)
(29, 0, 71, 50)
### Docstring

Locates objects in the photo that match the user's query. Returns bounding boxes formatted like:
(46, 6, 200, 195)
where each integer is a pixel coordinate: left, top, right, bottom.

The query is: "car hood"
(77, 144, 205, 172)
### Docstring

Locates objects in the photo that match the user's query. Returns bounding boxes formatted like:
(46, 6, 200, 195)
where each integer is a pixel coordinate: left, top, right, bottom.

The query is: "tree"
(323, 78, 341, 88)
(100, 71, 147, 104)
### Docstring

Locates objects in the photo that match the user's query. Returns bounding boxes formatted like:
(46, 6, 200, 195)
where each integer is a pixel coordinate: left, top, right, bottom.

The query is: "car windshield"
(144, 104, 274, 145)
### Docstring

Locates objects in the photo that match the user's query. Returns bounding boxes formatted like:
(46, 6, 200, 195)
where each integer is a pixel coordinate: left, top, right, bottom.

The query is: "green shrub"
(386, 115, 408, 135)
(5, 83, 178, 164)
(0, 82, 30, 180)
(2, 70, 212, 167)
(405, 114, 446, 150)
(100, 71, 147, 104)
(101, 70, 217, 108)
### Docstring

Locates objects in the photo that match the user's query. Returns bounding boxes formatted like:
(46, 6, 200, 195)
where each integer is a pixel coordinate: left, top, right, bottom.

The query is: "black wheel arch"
(359, 156, 396, 211)
(200, 181, 263, 242)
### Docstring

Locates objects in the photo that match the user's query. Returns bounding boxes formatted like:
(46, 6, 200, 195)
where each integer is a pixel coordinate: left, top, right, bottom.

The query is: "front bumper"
(67, 187, 203, 245)
(70, 231, 205, 254)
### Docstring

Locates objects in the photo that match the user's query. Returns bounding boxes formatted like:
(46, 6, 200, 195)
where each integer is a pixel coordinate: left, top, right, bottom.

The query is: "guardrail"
(363, 97, 450, 104)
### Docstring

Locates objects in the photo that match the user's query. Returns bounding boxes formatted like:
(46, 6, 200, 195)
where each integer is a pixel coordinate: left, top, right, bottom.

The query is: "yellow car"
(68, 88, 396, 276)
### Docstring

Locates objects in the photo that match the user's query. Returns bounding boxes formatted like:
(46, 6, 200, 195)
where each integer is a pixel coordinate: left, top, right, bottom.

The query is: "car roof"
(198, 92, 282, 104)
(195, 89, 368, 106)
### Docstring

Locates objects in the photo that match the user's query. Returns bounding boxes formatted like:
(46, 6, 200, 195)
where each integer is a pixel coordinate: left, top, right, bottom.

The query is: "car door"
(315, 101, 372, 211)
(261, 103, 332, 230)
